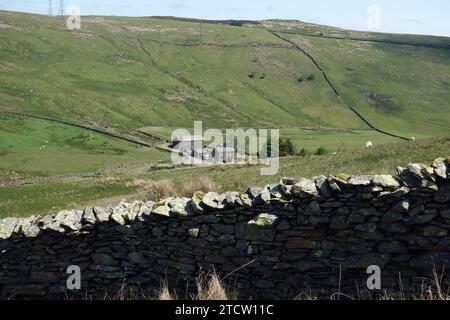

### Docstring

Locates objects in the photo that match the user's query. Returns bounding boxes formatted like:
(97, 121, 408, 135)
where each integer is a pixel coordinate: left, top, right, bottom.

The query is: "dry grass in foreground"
(128, 177, 217, 202)
(102, 269, 449, 301)
(107, 271, 234, 300)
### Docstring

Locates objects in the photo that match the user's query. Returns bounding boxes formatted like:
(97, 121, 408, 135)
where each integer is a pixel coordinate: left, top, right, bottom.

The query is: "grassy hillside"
(1, 11, 449, 135)
(277, 30, 450, 137)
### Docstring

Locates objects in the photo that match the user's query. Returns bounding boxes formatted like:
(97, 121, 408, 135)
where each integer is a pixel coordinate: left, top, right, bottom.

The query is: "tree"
(260, 137, 296, 158)
(279, 138, 296, 157)
(286, 138, 295, 156)
(315, 146, 329, 156)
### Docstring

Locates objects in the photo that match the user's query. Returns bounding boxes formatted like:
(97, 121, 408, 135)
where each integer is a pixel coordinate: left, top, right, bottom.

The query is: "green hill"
(1, 11, 449, 134)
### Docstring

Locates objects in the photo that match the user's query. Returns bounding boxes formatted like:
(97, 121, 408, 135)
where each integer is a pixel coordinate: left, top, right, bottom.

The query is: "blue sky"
(1, 0, 449, 36)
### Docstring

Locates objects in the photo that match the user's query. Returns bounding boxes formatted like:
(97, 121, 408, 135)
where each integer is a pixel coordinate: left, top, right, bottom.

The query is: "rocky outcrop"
(0, 157, 449, 299)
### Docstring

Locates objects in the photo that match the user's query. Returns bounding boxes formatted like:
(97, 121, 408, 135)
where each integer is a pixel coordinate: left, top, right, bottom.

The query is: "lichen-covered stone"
(137, 201, 155, 220)
(348, 175, 373, 186)
(110, 208, 126, 225)
(432, 158, 447, 180)
(224, 191, 242, 207)
(334, 173, 350, 185)
(57, 210, 83, 231)
(269, 185, 285, 201)
(202, 192, 226, 210)
(0, 218, 20, 239)
(292, 179, 318, 198)
(152, 201, 171, 217)
(373, 175, 400, 189)
(247, 187, 263, 199)
(248, 213, 278, 227)
(93, 206, 110, 222)
(168, 198, 193, 217)
(123, 201, 143, 222)
(19, 216, 41, 238)
(407, 163, 425, 179)
(82, 208, 97, 225)
(239, 193, 253, 208)
(192, 191, 205, 213)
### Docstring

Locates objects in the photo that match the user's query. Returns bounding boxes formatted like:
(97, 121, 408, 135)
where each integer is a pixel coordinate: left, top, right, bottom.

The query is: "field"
(0, 114, 169, 178)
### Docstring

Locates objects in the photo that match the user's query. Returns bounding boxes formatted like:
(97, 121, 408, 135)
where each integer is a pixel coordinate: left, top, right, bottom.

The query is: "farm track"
(268, 31, 411, 141)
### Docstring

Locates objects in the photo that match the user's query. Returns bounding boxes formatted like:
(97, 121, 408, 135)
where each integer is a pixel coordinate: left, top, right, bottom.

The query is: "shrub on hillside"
(279, 138, 296, 157)
(297, 148, 309, 157)
(315, 146, 329, 156)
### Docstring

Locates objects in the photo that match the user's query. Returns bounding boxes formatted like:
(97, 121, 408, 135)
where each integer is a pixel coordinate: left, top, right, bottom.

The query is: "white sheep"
(366, 141, 373, 148)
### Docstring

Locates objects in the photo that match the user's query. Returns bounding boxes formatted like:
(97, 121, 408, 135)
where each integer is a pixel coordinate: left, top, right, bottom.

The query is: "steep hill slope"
(1, 11, 449, 137)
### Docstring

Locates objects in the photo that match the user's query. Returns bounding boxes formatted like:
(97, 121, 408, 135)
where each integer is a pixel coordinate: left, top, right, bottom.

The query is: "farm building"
(170, 136, 204, 154)
(192, 148, 211, 161)
(212, 145, 235, 163)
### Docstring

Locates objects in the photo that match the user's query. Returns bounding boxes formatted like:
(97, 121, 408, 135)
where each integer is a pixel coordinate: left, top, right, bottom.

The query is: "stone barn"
(170, 136, 204, 154)
(213, 145, 235, 163)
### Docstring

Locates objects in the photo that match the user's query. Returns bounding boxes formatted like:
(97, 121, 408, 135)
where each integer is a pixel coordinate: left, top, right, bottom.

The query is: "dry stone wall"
(1, 157, 450, 299)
